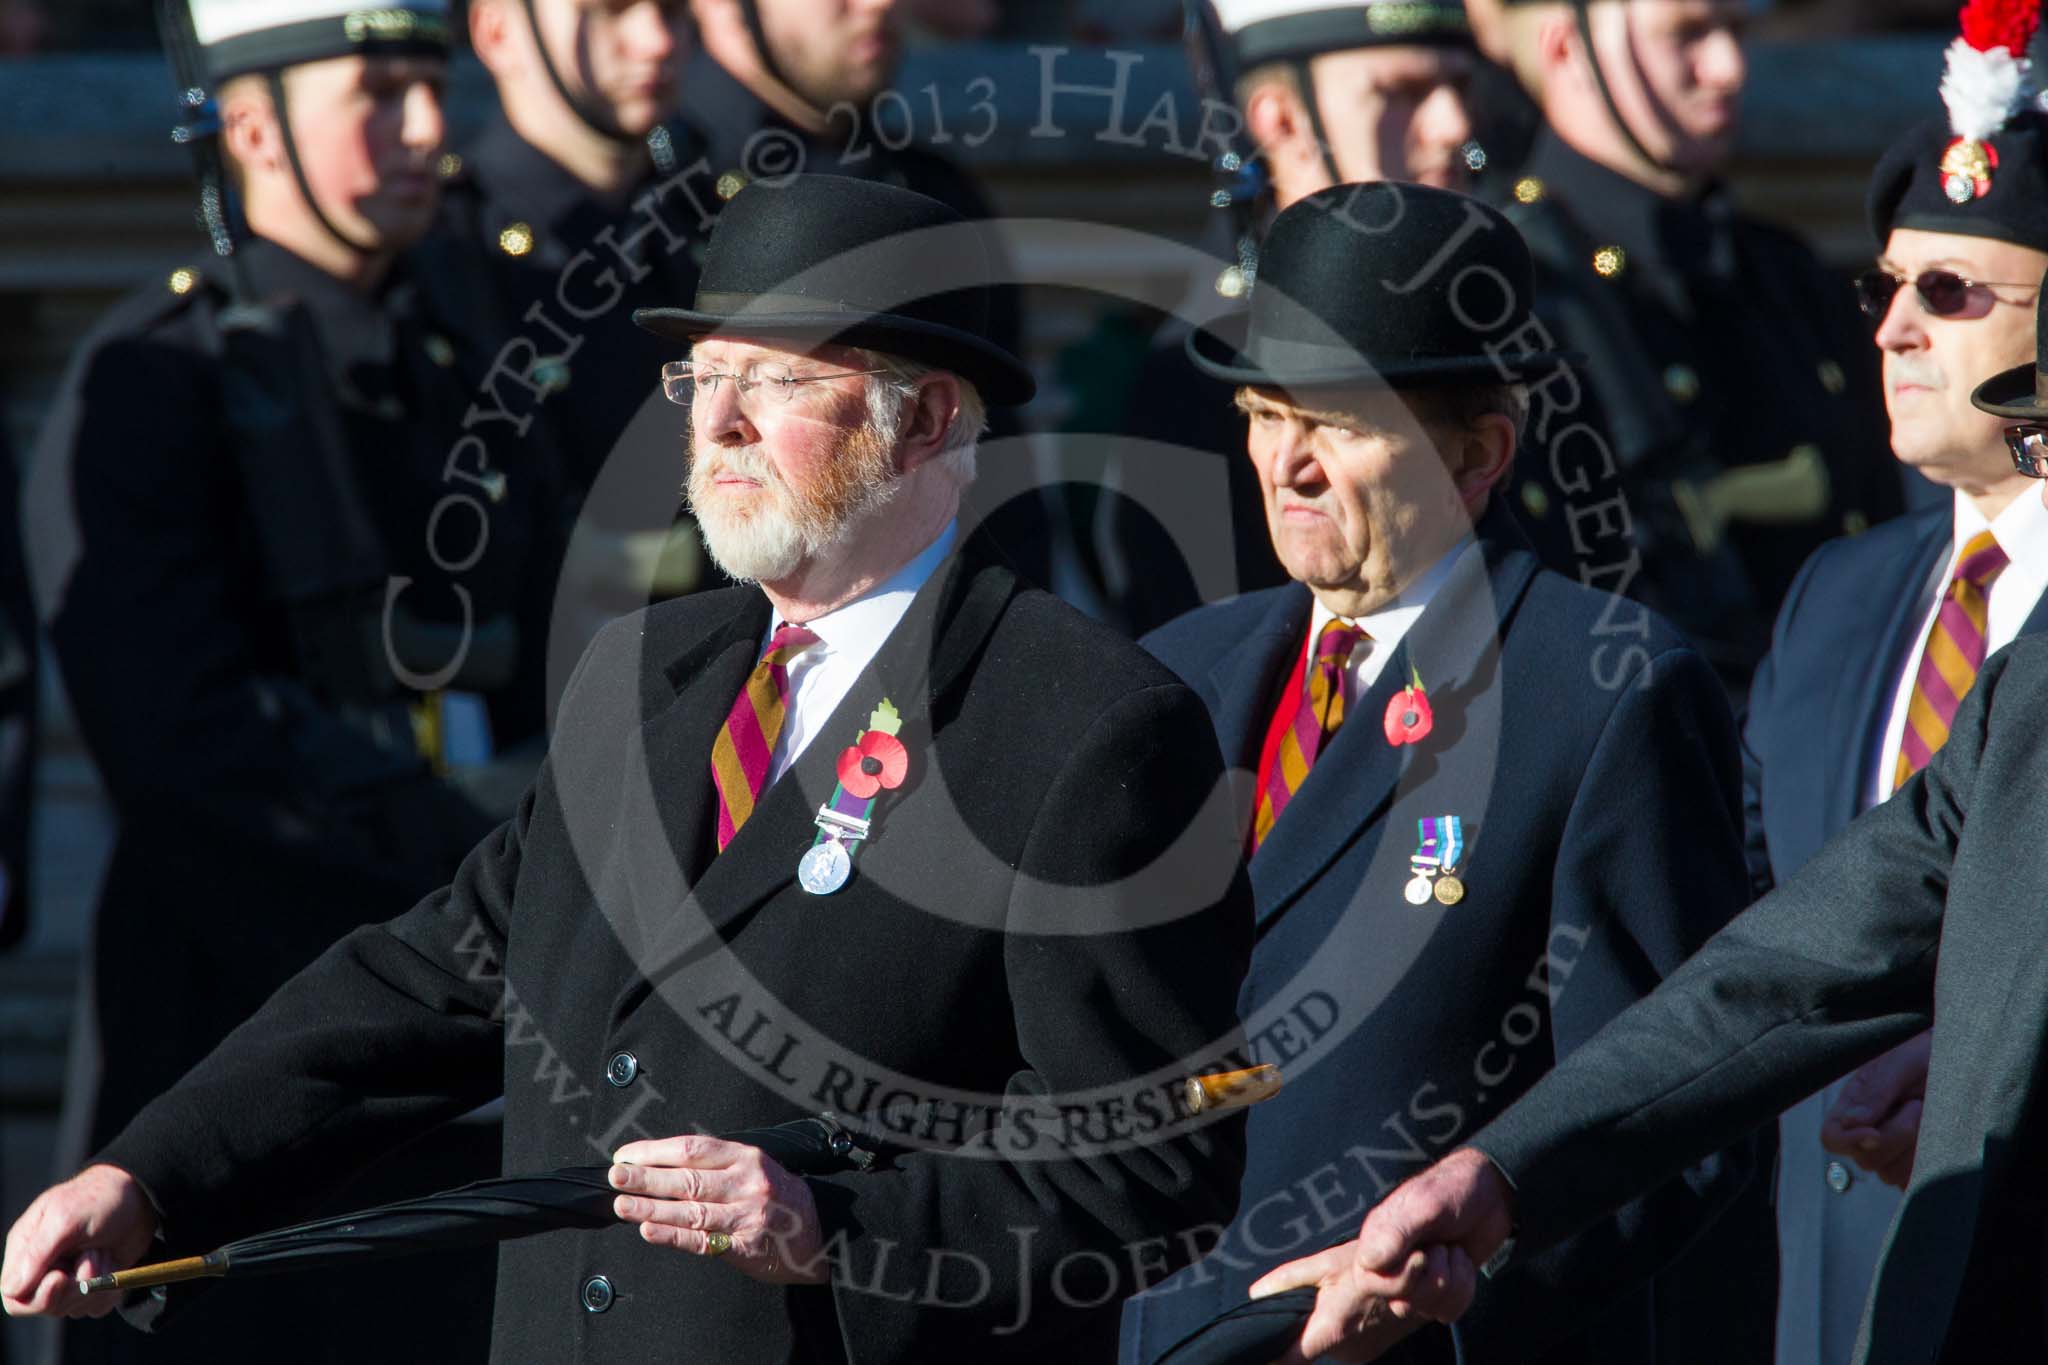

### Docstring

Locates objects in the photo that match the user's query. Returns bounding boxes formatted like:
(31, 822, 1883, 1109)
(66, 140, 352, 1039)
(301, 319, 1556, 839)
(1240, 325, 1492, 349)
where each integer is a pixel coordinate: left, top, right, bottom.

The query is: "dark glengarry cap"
(1188, 180, 1575, 389)
(633, 174, 1034, 406)
(1971, 263, 2048, 420)
(1214, 0, 1473, 67)
(189, 1, 452, 83)
(1868, 111, 2048, 256)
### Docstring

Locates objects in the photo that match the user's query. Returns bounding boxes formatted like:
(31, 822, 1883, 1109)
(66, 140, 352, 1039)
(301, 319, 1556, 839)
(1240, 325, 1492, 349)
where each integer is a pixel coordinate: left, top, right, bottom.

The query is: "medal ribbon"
(811, 783, 878, 850)
(1412, 818, 1441, 875)
(1438, 815, 1463, 870)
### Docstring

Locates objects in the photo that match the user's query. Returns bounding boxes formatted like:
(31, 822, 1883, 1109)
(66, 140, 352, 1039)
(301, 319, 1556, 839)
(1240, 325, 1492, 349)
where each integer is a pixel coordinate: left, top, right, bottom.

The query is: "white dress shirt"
(1865, 488, 2048, 809)
(766, 521, 956, 786)
(1306, 539, 1470, 704)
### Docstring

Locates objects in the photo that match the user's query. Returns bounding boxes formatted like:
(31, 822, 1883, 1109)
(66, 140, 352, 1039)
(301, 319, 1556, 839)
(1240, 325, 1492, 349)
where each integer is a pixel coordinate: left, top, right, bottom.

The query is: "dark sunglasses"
(1856, 266, 2036, 320)
(2007, 424, 2048, 478)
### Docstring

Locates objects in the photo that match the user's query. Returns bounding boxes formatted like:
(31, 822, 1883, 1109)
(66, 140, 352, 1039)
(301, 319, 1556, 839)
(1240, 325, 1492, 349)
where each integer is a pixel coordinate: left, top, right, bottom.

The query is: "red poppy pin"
(837, 699, 908, 799)
(1384, 664, 1434, 746)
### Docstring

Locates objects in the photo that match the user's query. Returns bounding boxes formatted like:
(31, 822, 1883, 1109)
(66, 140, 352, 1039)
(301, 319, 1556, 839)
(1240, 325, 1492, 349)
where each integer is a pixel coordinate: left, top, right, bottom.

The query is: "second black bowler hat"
(1188, 181, 1575, 389)
(633, 175, 1035, 406)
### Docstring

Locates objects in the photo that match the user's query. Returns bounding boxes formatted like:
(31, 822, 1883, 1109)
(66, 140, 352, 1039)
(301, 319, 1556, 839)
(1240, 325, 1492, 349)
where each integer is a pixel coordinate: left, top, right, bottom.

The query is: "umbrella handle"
(79, 1251, 230, 1295)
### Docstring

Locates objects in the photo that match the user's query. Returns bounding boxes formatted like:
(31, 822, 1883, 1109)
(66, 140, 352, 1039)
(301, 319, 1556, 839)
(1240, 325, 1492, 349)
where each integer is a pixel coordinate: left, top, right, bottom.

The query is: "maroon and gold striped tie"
(710, 623, 819, 851)
(1252, 621, 1367, 851)
(1894, 529, 2008, 791)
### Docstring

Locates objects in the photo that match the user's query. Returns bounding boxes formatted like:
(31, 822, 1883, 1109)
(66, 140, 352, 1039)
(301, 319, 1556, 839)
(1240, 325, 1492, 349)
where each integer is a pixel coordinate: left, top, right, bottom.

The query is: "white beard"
(685, 422, 901, 585)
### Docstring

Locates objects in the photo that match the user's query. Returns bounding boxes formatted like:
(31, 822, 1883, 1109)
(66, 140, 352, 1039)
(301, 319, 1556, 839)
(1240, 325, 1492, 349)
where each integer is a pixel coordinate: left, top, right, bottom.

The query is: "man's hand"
(2, 1164, 159, 1319)
(1822, 1030, 1932, 1189)
(1249, 1147, 1515, 1360)
(610, 1136, 826, 1284)
(1245, 1241, 1447, 1363)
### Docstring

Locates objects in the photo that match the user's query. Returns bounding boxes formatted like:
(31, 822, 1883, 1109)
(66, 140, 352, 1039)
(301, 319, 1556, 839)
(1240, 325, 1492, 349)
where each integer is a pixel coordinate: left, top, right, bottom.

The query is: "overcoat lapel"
(1246, 526, 1541, 932)
(633, 552, 1020, 987)
(1825, 515, 1949, 826)
(1203, 586, 1314, 774)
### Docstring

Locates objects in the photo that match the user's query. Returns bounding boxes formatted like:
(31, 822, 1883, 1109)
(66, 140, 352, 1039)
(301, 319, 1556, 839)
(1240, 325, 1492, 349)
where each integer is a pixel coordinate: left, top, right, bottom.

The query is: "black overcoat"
(100, 549, 1254, 1363)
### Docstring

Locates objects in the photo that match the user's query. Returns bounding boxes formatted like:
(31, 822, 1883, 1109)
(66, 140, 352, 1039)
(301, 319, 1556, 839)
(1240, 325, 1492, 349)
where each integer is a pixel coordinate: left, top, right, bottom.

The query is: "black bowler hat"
(1188, 181, 1576, 389)
(1869, 111, 2048, 257)
(633, 175, 1034, 406)
(1971, 264, 2048, 421)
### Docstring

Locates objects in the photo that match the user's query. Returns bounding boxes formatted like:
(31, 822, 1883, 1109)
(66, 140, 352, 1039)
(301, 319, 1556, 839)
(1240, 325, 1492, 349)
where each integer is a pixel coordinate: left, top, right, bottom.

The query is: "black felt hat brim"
(633, 305, 1036, 407)
(1970, 360, 2048, 420)
(1186, 313, 1578, 389)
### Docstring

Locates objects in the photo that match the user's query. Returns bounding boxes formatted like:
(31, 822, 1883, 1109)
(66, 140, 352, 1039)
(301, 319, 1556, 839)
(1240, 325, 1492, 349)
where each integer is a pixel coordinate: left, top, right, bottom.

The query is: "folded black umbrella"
(81, 1114, 875, 1296)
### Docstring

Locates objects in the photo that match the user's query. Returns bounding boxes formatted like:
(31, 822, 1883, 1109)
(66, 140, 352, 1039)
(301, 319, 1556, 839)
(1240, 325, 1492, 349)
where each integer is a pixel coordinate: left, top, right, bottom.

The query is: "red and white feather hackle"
(1937, 0, 2041, 201)
(1942, 0, 2041, 140)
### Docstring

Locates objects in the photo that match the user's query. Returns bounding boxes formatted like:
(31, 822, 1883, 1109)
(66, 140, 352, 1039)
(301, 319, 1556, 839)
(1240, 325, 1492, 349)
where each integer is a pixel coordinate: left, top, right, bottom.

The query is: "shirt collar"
(1956, 486, 2048, 579)
(1309, 538, 1472, 657)
(774, 520, 958, 655)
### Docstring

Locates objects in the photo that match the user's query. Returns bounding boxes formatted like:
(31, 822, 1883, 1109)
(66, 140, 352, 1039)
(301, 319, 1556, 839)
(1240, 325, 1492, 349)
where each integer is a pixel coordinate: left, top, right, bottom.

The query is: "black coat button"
(581, 1274, 614, 1313)
(606, 1051, 639, 1087)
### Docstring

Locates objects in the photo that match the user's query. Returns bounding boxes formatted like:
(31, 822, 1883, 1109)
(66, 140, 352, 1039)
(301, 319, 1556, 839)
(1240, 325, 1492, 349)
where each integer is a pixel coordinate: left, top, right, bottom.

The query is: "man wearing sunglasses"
(1737, 105, 2048, 1365)
(1485, 0, 1899, 697)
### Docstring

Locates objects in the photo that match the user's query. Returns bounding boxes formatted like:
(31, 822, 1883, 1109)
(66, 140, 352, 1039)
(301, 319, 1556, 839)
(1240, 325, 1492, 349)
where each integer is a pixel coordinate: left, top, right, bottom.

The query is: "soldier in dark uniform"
(1486, 0, 1901, 693)
(22, 2, 546, 1357)
(1106, 0, 1482, 636)
(437, 0, 714, 636)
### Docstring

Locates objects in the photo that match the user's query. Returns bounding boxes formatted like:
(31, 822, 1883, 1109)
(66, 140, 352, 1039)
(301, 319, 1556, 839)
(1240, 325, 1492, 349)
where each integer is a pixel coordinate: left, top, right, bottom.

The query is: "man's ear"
(219, 81, 280, 180)
(1534, 10, 1581, 90)
(1453, 412, 1517, 512)
(470, 0, 516, 77)
(896, 373, 962, 475)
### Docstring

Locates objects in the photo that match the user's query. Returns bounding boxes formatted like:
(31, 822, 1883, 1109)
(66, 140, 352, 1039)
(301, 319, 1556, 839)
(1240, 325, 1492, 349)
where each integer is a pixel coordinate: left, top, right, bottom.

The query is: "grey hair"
(856, 351, 987, 487)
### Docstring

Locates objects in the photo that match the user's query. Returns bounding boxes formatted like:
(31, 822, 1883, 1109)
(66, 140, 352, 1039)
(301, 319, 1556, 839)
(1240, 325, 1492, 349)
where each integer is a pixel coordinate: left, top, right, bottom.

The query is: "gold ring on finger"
(705, 1231, 733, 1257)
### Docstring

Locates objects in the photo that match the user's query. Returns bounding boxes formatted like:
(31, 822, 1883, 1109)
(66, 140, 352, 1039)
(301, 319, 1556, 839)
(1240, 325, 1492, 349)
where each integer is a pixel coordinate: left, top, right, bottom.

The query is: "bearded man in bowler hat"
(1118, 181, 1769, 1365)
(3, 175, 1253, 1363)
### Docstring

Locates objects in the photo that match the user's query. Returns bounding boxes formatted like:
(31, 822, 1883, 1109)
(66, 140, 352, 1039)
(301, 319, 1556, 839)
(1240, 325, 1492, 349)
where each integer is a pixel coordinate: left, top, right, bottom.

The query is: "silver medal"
(1404, 874, 1436, 905)
(798, 839, 852, 896)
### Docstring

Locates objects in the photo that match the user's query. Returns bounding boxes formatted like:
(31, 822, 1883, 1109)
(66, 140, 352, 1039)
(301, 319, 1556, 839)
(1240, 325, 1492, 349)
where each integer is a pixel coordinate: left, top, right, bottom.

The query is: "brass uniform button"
(1592, 245, 1626, 278)
(498, 222, 536, 257)
(423, 334, 456, 368)
(167, 267, 199, 295)
(1512, 176, 1544, 205)
(715, 171, 749, 201)
(1662, 363, 1701, 404)
(1520, 481, 1551, 520)
(437, 152, 463, 180)
(1215, 264, 1248, 299)
(1818, 359, 1846, 395)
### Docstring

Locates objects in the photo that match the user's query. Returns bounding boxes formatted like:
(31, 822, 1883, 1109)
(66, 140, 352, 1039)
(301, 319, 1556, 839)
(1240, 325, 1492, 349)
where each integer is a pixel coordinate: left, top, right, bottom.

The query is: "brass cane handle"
(1185, 1064, 1283, 1114)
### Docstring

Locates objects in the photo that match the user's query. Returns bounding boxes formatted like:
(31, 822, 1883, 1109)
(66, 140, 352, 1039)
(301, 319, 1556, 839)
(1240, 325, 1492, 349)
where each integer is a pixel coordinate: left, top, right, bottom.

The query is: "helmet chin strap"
(519, 0, 641, 145)
(1288, 57, 1347, 189)
(267, 70, 380, 256)
(1569, 0, 1676, 179)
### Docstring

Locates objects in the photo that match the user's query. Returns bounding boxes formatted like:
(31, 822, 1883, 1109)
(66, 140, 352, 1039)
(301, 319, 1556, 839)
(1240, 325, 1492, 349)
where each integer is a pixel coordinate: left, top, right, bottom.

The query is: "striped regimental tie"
(1894, 529, 2009, 791)
(1252, 620, 1368, 851)
(711, 623, 820, 851)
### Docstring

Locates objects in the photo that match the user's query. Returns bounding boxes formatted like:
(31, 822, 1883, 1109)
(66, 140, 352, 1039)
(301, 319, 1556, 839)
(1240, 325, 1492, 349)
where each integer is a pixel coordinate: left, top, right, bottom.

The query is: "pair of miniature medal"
(1404, 815, 1467, 907)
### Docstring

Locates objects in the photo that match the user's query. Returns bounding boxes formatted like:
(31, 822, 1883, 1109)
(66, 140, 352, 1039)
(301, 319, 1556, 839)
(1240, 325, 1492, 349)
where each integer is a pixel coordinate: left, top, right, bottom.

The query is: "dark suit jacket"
(1744, 504, 2048, 889)
(1121, 523, 1769, 1364)
(1477, 633, 2048, 1364)
(98, 551, 1253, 1363)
